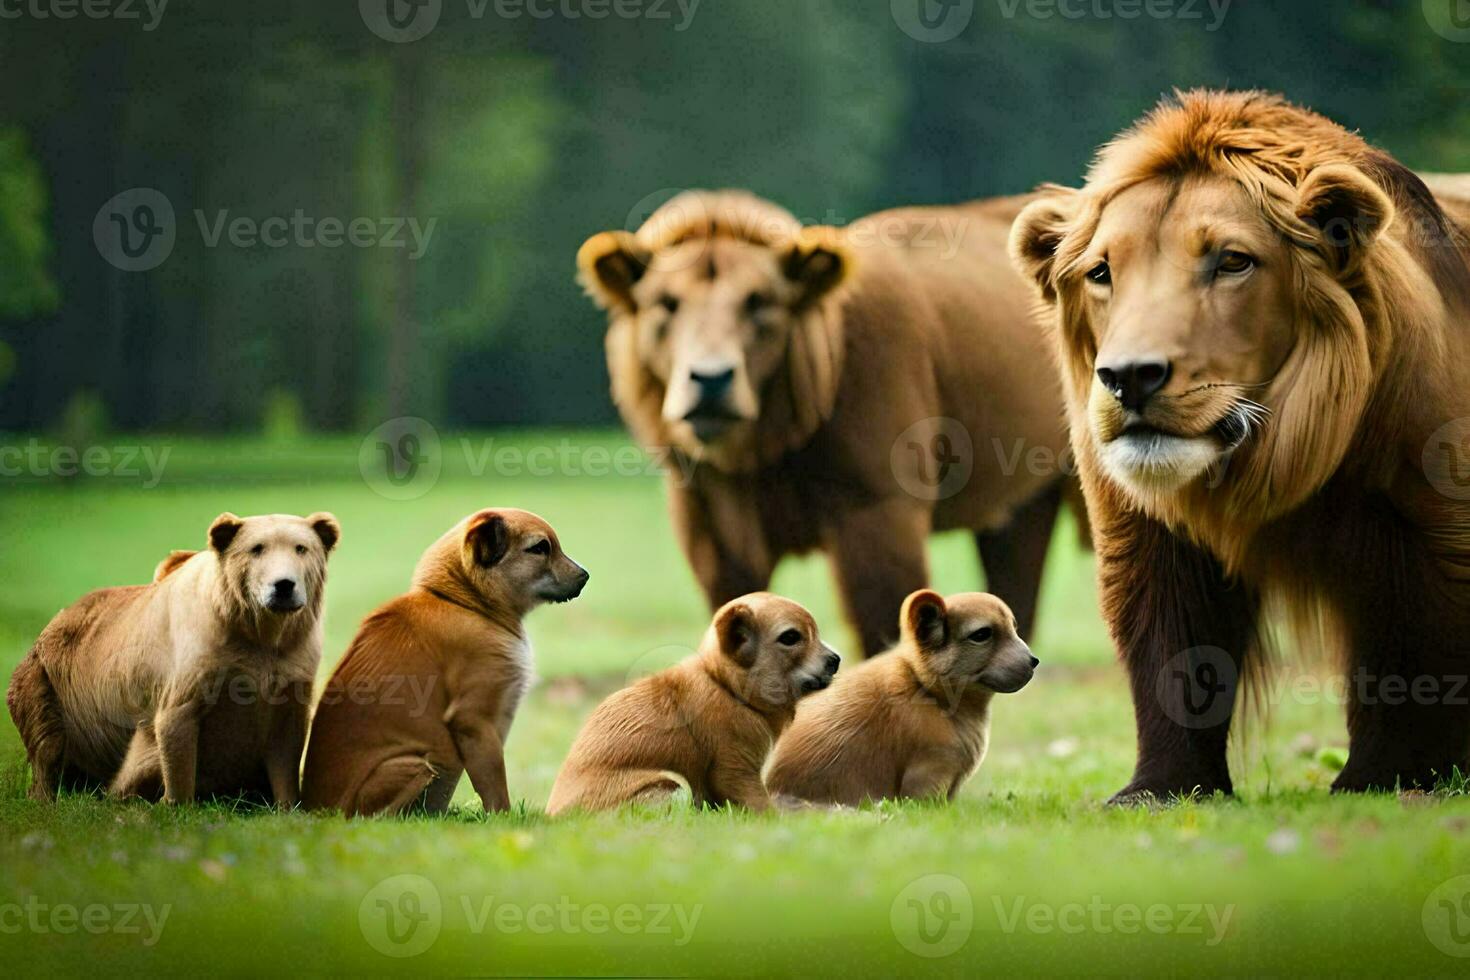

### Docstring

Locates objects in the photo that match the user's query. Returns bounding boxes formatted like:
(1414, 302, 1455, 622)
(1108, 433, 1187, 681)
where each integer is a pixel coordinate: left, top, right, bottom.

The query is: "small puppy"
(301, 509, 587, 817)
(6, 512, 339, 805)
(766, 590, 1036, 805)
(547, 593, 839, 815)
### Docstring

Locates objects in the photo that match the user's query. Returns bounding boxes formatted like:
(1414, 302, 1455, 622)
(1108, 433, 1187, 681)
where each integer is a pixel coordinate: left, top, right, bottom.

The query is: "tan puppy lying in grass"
(547, 593, 840, 815)
(301, 509, 587, 817)
(766, 590, 1036, 805)
(6, 512, 339, 805)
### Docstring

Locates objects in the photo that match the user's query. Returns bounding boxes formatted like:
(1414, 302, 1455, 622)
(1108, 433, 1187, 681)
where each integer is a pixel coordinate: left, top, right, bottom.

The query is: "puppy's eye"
(777, 629, 802, 646)
(250, 544, 265, 556)
(1216, 251, 1255, 277)
(1087, 261, 1111, 286)
(525, 540, 551, 556)
(295, 545, 307, 556)
(658, 294, 680, 314)
(969, 627, 994, 643)
(745, 292, 773, 317)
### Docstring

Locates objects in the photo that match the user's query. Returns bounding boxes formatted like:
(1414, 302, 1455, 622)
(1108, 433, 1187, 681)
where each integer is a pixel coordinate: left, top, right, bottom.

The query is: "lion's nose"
(1097, 359, 1171, 412)
(272, 578, 297, 597)
(688, 366, 735, 403)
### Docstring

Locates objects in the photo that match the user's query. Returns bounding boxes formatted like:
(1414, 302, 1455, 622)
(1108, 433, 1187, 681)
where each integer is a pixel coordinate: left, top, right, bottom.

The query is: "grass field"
(3, 431, 1470, 976)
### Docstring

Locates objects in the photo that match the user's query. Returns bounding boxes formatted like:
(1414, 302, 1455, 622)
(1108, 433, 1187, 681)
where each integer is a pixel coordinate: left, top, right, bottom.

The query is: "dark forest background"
(1, 0, 1467, 434)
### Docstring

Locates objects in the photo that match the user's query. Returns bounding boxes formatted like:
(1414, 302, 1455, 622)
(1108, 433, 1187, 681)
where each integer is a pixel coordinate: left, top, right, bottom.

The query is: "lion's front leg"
(1101, 511, 1260, 805)
(666, 474, 775, 609)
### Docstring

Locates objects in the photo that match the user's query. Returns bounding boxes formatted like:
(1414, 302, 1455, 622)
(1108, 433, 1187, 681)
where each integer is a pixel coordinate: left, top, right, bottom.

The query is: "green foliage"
(0, 127, 57, 319)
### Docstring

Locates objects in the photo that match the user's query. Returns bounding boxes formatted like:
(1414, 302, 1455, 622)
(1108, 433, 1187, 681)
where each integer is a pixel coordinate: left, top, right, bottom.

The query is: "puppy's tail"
(153, 550, 198, 582)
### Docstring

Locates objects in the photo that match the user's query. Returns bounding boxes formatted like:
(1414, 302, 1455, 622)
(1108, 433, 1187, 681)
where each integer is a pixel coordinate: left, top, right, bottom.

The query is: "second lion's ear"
(577, 231, 652, 315)
(779, 228, 850, 310)
(1295, 164, 1394, 279)
(465, 511, 509, 568)
(1010, 189, 1079, 304)
(902, 590, 948, 650)
(208, 513, 244, 552)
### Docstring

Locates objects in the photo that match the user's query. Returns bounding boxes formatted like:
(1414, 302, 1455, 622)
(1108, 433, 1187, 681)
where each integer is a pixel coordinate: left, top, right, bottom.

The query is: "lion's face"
(1072, 176, 1297, 495)
(579, 224, 848, 454)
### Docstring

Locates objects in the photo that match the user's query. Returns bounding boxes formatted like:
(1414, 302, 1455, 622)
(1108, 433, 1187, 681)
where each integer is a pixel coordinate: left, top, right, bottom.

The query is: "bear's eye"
(525, 540, 551, 556)
(1087, 261, 1112, 286)
(969, 627, 994, 643)
(658, 294, 680, 315)
(250, 544, 265, 556)
(295, 545, 307, 556)
(1216, 251, 1256, 277)
(777, 628, 802, 646)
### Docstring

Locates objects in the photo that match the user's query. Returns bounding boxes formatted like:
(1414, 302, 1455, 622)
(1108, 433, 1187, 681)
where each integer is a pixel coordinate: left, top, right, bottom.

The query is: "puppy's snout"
(1030, 656, 1040, 669)
(824, 651, 841, 675)
(568, 563, 590, 598)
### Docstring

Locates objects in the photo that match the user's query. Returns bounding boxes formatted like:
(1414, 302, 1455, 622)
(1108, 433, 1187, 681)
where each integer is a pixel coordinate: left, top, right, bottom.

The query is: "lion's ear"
(1010, 190, 1079, 304)
(577, 231, 651, 314)
(1295, 165, 1394, 278)
(779, 228, 850, 309)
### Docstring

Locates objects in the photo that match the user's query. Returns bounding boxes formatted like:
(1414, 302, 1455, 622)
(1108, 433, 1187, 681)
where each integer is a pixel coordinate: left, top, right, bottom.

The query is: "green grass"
(3, 431, 1469, 976)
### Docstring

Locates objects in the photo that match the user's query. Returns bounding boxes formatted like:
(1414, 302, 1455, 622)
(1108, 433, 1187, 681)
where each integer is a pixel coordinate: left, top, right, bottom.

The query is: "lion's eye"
(1216, 251, 1255, 276)
(777, 629, 802, 646)
(295, 545, 307, 556)
(525, 540, 551, 556)
(658, 294, 680, 314)
(969, 627, 994, 643)
(745, 292, 773, 317)
(1087, 261, 1112, 285)
(250, 544, 265, 556)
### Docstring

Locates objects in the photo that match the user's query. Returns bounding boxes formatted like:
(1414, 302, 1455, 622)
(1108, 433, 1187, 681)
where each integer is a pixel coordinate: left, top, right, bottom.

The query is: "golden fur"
(766, 591, 1035, 805)
(546, 593, 839, 815)
(1011, 90, 1470, 796)
(301, 510, 587, 816)
(579, 190, 1076, 654)
(7, 512, 339, 804)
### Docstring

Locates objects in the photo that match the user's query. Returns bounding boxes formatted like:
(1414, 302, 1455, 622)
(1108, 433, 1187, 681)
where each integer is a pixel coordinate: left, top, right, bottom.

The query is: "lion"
(1010, 89, 1470, 799)
(578, 190, 1076, 656)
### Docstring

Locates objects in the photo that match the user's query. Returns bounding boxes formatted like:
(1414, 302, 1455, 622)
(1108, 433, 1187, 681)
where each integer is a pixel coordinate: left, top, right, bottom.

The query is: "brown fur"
(1011, 90, 1470, 798)
(6, 512, 339, 804)
(579, 190, 1077, 655)
(767, 591, 1035, 805)
(546, 593, 839, 815)
(301, 509, 587, 817)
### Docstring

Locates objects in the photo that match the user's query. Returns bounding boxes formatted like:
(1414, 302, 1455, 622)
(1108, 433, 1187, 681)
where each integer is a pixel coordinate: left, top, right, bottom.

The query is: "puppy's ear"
(714, 601, 758, 668)
(779, 228, 850, 309)
(465, 511, 510, 568)
(1009, 188, 1079, 304)
(577, 231, 651, 315)
(901, 590, 948, 650)
(306, 512, 340, 553)
(1295, 164, 1394, 278)
(208, 513, 244, 552)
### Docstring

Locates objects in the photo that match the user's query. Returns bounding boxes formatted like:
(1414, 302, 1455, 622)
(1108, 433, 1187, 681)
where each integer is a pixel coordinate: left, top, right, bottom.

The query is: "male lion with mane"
(1011, 89, 1470, 800)
(579, 190, 1077, 656)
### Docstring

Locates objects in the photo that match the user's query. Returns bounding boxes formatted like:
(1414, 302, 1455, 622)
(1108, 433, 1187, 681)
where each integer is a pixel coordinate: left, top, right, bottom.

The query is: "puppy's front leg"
(156, 694, 202, 805)
(898, 754, 954, 801)
(265, 680, 312, 809)
(710, 756, 773, 812)
(448, 715, 511, 813)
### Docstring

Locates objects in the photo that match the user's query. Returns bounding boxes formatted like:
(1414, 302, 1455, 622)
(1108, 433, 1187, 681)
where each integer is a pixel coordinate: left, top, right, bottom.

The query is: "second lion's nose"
(1096, 359, 1171, 412)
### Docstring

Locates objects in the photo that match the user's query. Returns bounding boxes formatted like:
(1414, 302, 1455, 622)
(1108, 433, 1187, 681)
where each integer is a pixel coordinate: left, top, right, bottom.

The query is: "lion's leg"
(827, 499, 931, 657)
(975, 481, 1063, 641)
(6, 651, 66, 802)
(666, 477, 775, 610)
(1102, 512, 1259, 805)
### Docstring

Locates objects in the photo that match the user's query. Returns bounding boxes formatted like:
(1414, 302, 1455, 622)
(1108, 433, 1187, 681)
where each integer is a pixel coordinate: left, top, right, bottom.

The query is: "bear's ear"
(306, 512, 340, 553)
(779, 228, 850, 309)
(577, 230, 651, 315)
(901, 589, 948, 651)
(1010, 190, 1080, 304)
(464, 511, 510, 568)
(208, 513, 244, 552)
(1295, 164, 1394, 279)
(714, 601, 758, 668)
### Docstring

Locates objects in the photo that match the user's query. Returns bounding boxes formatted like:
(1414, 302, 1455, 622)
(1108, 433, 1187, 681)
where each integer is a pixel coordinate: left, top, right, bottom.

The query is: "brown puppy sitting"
(301, 509, 587, 817)
(547, 593, 839, 815)
(6, 512, 339, 805)
(766, 590, 1036, 805)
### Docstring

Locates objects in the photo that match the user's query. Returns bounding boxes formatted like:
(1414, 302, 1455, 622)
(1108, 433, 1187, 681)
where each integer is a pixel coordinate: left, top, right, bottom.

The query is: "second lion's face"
(712, 593, 841, 709)
(903, 591, 1038, 695)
